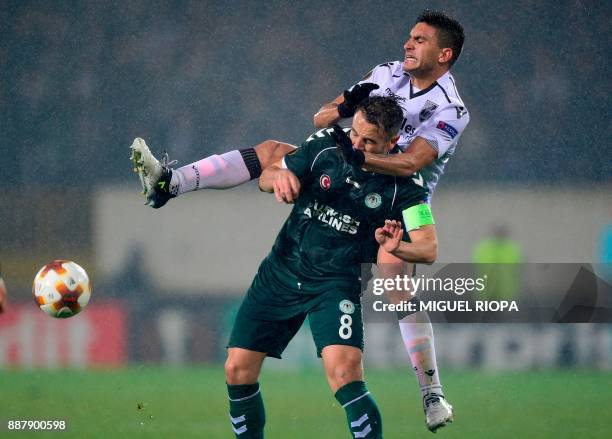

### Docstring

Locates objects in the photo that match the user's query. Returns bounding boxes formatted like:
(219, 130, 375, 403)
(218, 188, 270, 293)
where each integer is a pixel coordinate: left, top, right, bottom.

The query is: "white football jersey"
(358, 61, 469, 197)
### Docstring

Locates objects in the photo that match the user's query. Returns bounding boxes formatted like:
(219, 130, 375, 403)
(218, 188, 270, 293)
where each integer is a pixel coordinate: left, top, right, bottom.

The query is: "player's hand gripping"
(331, 125, 365, 168)
(272, 169, 301, 204)
(337, 83, 379, 118)
(375, 220, 404, 253)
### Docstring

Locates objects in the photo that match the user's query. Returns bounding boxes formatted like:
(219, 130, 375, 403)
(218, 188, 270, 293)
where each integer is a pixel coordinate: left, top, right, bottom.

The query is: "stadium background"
(1, 0, 610, 437)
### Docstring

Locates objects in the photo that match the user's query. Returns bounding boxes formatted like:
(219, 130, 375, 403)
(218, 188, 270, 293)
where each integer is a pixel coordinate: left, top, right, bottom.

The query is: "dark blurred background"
(1, 0, 610, 186)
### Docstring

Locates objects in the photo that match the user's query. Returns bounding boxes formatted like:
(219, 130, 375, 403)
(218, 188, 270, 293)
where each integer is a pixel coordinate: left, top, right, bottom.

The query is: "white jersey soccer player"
(130, 9, 466, 433)
(362, 61, 469, 198)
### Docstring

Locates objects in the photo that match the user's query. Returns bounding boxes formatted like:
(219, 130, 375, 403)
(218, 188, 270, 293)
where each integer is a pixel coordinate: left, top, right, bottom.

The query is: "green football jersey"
(269, 127, 429, 282)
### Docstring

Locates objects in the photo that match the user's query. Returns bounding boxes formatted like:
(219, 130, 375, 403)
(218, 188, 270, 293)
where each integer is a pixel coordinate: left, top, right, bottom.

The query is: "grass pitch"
(1, 367, 609, 438)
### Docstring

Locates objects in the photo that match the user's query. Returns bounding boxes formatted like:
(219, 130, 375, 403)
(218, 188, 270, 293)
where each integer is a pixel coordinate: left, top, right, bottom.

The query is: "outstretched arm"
(364, 137, 438, 177)
(376, 220, 438, 264)
(259, 160, 302, 204)
(364, 102, 470, 177)
(313, 93, 344, 128)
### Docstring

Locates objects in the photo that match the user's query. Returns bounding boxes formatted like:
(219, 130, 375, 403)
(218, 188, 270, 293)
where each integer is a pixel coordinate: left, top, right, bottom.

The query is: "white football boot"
(130, 137, 176, 208)
(424, 393, 454, 432)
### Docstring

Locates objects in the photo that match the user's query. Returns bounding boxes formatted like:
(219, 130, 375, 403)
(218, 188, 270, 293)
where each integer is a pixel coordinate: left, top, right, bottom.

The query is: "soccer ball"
(33, 260, 92, 318)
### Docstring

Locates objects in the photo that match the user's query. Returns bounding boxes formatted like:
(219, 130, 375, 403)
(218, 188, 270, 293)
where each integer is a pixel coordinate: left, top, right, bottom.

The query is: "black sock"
(335, 381, 383, 438)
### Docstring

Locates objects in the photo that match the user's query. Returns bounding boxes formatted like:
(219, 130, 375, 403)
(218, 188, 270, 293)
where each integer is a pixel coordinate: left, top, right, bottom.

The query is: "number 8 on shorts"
(339, 314, 353, 339)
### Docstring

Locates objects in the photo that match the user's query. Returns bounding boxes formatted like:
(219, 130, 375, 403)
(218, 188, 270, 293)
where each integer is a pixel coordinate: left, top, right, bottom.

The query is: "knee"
(224, 357, 258, 385)
(254, 140, 293, 169)
(328, 360, 363, 390)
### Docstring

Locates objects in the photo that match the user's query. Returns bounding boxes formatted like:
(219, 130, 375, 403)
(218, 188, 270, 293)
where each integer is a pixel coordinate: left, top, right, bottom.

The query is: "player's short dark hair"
(416, 9, 465, 67)
(355, 95, 404, 139)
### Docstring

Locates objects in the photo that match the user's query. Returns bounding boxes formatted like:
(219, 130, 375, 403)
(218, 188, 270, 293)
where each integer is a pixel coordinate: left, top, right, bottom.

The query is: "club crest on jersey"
(419, 100, 438, 122)
(339, 299, 355, 315)
(319, 174, 331, 190)
(365, 193, 382, 209)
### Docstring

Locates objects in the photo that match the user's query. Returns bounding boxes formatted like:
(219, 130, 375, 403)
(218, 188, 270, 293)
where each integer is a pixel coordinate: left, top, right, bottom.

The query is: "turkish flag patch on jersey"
(436, 121, 458, 139)
(319, 174, 331, 190)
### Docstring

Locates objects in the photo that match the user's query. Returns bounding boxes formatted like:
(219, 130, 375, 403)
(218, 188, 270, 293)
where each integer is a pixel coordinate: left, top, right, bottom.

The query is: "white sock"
(398, 310, 443, 398)
(171, 150, 252, 194)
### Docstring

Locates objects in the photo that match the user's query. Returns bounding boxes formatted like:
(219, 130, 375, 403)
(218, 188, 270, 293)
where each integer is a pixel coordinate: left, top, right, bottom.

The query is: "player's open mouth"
(405, 56, 417, 63)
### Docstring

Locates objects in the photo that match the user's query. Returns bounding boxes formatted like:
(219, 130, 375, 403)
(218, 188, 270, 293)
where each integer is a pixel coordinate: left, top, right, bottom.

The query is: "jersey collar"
(408, 70, 452, 99)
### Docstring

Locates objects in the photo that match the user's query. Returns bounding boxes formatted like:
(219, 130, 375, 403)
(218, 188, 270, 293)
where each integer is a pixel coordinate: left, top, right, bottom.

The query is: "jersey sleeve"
(357, 62, 398, 90)
(282, 128, 334, 179)
(416, 104, 470, 158)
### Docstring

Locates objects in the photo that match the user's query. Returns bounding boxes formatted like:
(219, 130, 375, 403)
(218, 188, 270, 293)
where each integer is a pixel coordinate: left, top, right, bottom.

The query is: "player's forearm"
(313, 104, 342, 128)
(376, 259, 415, 300)
(390, 240, 438, 264)
(362, 152, 419, 177)
(258, 165, 283, 192)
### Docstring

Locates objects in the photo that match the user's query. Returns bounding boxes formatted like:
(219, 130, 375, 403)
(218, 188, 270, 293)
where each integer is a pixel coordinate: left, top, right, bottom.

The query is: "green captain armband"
(402, 203, 435, 230)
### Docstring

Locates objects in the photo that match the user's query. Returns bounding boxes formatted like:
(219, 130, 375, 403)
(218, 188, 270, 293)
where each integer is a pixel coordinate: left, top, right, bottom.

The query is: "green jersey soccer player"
(224, 96, 436, 438)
